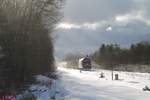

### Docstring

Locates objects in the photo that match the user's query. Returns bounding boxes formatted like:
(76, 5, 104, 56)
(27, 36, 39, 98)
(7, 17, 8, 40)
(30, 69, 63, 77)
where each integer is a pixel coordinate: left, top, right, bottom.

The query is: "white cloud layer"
(56, 21, 107, 30)
(57, 10, 150, 32)
(115, 11, 150, 26)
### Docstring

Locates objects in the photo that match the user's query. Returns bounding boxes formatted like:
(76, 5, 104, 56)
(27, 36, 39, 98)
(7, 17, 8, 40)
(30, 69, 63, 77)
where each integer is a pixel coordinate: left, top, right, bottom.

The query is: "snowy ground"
(15, 75, 65, 100)
(15, 62, 150, 100)
(58, 66, 150, 100)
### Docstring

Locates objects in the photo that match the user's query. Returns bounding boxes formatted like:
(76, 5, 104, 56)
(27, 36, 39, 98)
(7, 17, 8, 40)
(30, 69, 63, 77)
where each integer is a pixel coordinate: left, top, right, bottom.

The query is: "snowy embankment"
(30, 75, 64, 100)
(15, 75, 65, 100)
(57, 61, 150, 100)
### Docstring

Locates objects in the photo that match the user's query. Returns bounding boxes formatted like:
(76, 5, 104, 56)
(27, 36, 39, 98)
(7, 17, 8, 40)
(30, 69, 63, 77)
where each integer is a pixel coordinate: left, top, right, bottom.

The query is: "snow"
(33, 80, 64, 100)
(32, 76, 67, 100)
(35, 75, 52, 84)
(15, 75, 65, 100)
(15, 62, 150, 100)
(58, 66, 150, 100)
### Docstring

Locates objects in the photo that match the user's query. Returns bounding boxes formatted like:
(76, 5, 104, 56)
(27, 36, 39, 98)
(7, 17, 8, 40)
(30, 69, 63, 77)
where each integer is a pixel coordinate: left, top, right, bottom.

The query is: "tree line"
(0, 0, 63, 91)
(92, 42, 150, 70)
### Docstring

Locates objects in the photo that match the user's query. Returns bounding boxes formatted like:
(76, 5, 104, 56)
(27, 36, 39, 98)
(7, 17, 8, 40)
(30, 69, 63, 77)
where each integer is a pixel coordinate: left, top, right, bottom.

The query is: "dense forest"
(0, 0, 63, 91)
(92, 41, 150, 71)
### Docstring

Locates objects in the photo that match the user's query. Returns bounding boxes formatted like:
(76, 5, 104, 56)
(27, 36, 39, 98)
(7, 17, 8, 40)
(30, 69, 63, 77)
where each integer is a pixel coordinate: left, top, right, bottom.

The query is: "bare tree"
(0, 0, 64, 90)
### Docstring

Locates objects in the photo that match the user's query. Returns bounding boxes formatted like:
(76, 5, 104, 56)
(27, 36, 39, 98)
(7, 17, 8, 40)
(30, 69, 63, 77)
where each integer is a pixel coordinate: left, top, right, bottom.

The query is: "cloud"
(57, 10, 150, 31)
(82, 23, 100, 30)
(115, 11, 150, 26)
(57, 23, 80, 30)
(56, 21, 107, 30)
(63, 0, 134, 22)
(55, 0, 150, 59)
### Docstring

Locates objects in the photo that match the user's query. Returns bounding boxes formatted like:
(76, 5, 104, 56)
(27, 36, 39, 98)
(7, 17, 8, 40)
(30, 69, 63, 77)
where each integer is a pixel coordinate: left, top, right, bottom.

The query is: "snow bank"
(15, 75, 65, 100)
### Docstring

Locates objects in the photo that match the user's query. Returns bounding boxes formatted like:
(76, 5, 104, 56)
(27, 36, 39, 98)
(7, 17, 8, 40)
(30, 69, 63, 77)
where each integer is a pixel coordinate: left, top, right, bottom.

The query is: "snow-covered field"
(15, 62, 150, 100)
(58, 63, 150, 100)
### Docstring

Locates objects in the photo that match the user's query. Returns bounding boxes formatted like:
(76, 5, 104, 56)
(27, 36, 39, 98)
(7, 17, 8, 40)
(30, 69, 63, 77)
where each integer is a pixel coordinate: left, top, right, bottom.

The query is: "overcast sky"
(54, 0, 150, 59)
